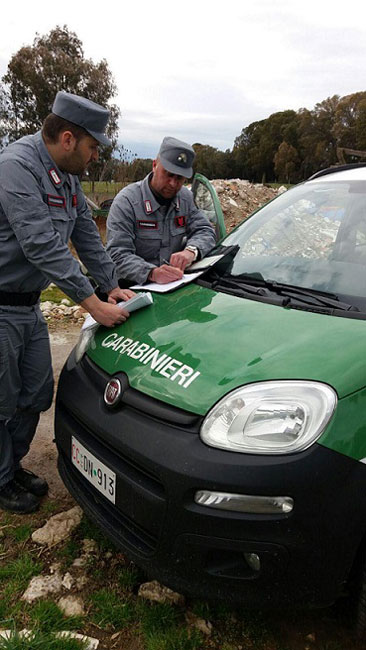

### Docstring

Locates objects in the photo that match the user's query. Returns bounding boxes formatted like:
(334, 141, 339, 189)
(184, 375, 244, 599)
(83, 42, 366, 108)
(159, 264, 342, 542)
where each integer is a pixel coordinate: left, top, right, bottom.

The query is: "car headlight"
(200, 381, 337, 454)
(74, 326, 96, 364)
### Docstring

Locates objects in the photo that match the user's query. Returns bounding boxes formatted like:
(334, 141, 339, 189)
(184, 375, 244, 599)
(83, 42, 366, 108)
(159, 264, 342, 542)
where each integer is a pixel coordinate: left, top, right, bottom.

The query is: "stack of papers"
(82, 291, 153, 330)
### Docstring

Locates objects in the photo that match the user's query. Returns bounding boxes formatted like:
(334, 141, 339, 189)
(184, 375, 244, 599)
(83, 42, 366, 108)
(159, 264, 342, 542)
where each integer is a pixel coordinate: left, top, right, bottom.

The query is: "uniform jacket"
(106, 173, 216, 285)
(0, 132, 117, 303)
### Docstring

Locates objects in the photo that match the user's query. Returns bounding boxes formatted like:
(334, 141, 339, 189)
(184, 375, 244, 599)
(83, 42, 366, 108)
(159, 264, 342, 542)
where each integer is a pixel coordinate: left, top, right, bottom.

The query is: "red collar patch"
(49, 168, 62, 185)
(144, 200, 152, 214)
(174, 215, 186, 228)
(72, 194, 78, 207)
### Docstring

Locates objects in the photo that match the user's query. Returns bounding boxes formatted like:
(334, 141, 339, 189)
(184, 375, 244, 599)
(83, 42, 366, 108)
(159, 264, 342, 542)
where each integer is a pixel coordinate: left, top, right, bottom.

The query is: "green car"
(55, 165, 366, 633)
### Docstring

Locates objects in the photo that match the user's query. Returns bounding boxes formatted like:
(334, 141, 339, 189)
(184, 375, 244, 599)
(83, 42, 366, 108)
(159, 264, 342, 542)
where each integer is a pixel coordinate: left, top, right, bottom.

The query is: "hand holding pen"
(148, 259, 183, 284)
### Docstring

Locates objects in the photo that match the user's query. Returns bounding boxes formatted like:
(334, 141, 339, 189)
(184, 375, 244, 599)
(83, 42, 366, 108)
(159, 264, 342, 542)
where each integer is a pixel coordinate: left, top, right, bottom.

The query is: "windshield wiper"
(263, 279, 359, 312)
(213, 273, 358, 312)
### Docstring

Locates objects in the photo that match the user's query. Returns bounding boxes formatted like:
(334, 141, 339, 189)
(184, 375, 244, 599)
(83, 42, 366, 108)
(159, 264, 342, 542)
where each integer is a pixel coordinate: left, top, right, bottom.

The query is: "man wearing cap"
(0, 91, 135, 514)
(106, 137, 216, 285)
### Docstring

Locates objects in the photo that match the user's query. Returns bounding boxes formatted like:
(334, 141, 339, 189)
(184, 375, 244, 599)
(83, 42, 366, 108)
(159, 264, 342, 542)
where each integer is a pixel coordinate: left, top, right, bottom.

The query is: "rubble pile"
(40, 299, 87, 324)
(210, 178, 286, 232)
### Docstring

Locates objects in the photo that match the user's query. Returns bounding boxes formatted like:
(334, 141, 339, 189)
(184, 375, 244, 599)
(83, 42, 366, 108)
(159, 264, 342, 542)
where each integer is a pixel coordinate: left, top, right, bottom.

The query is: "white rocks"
(75, 575, 89, 589)
(185, 610, 213, 636)
(32, 506, 83, 547)
(138, 580, 185, 606)
(40, 300, 55, 312)
(72, 537, 99, 568)
(22, 572, 63, 603)
(82, 538, 99, 554)
(62, 572, 74, 590)
(0, 630, 98, 650)
(229, 197, 238, 207)
(58, 595, 85, 617)
(72, 556, 88, 568)
(40, 299, 86, 323)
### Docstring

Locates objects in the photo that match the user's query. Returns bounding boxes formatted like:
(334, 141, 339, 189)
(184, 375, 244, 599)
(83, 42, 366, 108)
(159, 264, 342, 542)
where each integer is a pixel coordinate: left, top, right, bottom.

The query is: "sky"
(1, 0, 366, 159)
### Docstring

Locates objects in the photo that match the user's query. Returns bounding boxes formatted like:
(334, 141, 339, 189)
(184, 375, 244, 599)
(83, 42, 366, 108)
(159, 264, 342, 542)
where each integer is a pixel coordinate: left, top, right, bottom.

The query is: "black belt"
(0, 291, 41, 306)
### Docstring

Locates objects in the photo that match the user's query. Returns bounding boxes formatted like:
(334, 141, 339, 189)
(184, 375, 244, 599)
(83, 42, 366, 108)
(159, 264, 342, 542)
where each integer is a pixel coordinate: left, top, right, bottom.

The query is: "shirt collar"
(141, 172, 181, 214)
(34, 131, 70, 189)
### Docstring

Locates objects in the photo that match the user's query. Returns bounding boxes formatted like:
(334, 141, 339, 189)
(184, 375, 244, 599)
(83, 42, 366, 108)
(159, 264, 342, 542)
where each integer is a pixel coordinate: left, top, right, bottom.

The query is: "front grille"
(63, 404, 164, 499)
(56, 400, 167, 554)
(82, 354, 202, 430)
(58, 451, 158, 555)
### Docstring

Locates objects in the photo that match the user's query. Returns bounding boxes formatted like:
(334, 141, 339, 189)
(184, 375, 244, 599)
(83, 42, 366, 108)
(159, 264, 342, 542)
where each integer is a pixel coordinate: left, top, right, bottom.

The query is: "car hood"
(87, 284, 366, 415)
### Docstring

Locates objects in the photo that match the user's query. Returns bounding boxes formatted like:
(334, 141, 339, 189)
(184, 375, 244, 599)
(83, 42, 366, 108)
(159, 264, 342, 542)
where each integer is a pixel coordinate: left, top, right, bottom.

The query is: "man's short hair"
(42, 113, 89, 144)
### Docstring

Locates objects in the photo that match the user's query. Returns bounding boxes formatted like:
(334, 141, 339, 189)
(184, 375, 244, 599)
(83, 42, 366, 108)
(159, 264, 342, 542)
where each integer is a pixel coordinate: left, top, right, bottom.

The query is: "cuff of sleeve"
(98, 270, 118, 295)
(143, 264, 156, 284)
(75, 282, 95, 303)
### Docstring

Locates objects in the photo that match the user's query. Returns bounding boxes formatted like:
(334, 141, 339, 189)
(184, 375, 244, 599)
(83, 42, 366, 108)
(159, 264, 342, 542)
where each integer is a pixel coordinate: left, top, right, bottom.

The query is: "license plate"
(71, 436, 116, 504)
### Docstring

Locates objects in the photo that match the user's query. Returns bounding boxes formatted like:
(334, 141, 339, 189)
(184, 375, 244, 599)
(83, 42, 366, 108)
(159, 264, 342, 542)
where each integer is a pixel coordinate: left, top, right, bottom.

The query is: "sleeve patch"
(47, 194, 66, 208)
(138, 220, 158, 229)
(174, 215, 186, 228)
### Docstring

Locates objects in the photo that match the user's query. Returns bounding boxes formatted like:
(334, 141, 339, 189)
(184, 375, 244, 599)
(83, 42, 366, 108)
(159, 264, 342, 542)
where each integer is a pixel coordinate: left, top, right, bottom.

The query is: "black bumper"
(54, 353, 366, 607)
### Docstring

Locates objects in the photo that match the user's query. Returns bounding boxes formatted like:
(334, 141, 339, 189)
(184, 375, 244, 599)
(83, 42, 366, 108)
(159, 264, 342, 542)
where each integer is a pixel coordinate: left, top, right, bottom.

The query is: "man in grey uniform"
(0, 91, 134, 514)
(106, 137, 216, 285)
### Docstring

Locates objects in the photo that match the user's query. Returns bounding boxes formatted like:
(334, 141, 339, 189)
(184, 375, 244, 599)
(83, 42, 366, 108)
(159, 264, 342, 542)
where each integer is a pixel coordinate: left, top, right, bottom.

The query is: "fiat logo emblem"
(104, 378, 122, 407)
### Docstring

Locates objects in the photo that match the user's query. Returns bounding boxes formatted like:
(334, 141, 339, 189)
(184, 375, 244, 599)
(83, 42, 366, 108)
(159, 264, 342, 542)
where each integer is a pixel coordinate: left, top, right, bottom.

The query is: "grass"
(144, 627, 202, 650)
(81, 181, 128, 195)
(90, 588, 134, 628)
(0, 553, 43, 586)
(6, 525, 32, 543)
(0, 512, 363, 650)
(28, 600, 84, 633)
(117, 564, 142, 592)
(76, 515, 115, 552)
(137, 601, 179, 636)
(55, 539, 81, 566)
(267, 182, 293, 189)
(41, 286, 73, 305)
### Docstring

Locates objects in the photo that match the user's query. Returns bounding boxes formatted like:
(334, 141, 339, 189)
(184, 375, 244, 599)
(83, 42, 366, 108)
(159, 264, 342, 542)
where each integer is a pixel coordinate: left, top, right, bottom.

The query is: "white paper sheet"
(131, 271, 203, 293)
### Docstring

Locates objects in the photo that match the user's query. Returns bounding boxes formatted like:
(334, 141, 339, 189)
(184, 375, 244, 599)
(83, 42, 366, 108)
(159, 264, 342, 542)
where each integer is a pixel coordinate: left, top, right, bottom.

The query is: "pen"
(162, 258, 172, 266)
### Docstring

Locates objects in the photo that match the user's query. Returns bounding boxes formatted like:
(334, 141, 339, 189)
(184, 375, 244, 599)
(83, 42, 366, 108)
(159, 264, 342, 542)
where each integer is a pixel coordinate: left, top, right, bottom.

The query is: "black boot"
(0, 479, 40, 514)
(14, 468, 48, 497)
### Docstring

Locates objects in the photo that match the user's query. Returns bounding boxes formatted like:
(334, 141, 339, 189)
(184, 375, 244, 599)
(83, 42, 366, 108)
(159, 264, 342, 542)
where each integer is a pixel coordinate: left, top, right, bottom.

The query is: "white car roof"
(309, 165, 366, 183)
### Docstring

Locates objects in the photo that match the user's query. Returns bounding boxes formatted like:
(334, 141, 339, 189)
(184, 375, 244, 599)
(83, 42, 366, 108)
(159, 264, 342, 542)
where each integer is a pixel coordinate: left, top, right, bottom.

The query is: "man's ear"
(59, 130, 76, 152)
(152, 158, 157, 172)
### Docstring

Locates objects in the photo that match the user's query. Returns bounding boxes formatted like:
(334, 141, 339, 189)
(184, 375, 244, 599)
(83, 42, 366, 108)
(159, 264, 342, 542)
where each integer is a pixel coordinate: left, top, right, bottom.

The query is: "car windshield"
(219, 179, 366, 310)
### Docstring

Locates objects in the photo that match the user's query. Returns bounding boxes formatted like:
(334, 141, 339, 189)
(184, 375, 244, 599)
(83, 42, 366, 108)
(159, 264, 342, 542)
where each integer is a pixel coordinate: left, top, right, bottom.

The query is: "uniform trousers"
(0, 305, 54, 487)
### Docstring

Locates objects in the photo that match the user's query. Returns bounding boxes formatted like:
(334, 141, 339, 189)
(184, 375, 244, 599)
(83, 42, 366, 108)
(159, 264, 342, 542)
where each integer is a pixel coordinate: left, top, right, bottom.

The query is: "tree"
(333, 91, 366, 150)
(233, 111, 299, 182)
(192, 143, 232, 179)
(0, 25, 120, 161)
(274, 141, 300, 183)
(297, 96, 339, 177)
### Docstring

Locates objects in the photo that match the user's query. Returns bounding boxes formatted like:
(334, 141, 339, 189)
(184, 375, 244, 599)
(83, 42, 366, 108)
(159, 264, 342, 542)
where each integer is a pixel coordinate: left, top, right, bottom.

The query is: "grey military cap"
(52, 91, 112, 146)
(158, 136, 195, 178)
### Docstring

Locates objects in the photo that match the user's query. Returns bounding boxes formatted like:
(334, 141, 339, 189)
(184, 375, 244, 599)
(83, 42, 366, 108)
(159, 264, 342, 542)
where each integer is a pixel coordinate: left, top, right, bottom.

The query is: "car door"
(191, 173, 226, 241)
